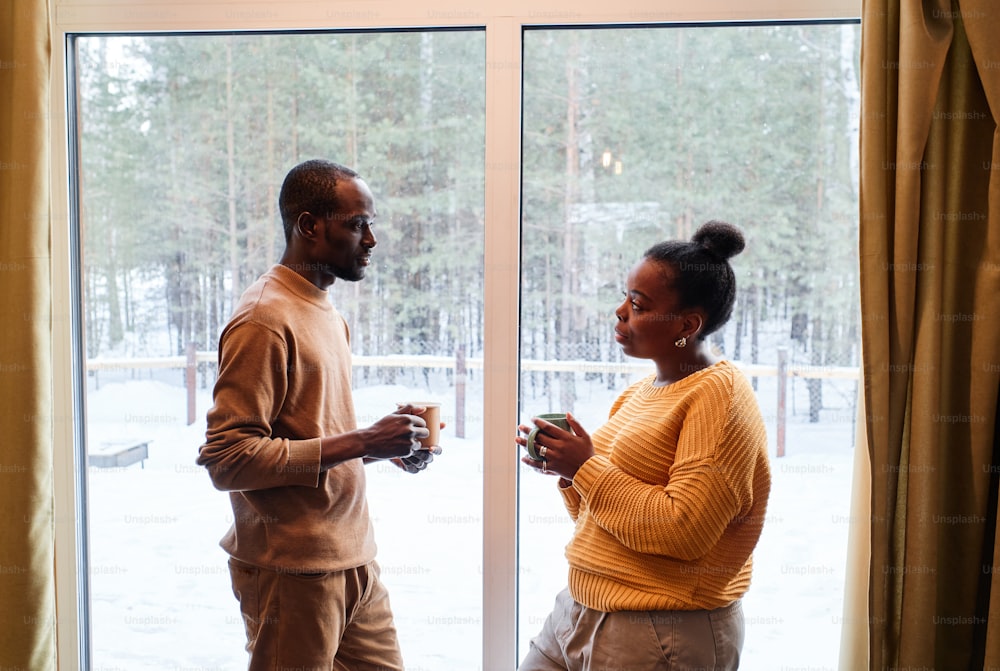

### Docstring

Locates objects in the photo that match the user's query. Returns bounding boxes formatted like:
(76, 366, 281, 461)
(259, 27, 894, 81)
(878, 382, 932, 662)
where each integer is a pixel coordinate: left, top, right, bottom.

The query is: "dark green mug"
(525, 413, 570, 460)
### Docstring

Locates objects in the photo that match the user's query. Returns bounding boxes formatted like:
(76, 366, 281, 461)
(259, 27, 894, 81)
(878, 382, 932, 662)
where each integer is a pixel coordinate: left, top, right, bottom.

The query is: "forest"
(77, 23, 861, 420)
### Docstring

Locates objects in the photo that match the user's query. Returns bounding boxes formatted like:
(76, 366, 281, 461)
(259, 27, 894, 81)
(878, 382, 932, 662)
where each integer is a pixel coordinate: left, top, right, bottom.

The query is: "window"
(51, 3, 862, 669)
(74, 30, 485, 669)
(518, 23, 861, 667)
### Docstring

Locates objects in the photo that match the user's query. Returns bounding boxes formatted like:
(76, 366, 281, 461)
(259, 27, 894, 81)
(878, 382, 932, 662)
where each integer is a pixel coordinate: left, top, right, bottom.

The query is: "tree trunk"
(226, 37, 239, 307)
(266, 37, 277, 267)
(105, 221, 123, 348)
(750, 284, 760, 391)
(733, 288, 746, 361)
(808, 315, 823, 422)
(559, 34, 586, 413)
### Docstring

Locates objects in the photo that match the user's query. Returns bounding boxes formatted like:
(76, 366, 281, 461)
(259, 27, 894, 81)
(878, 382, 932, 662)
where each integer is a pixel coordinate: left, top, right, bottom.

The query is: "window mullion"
(482, 16, 523, 671)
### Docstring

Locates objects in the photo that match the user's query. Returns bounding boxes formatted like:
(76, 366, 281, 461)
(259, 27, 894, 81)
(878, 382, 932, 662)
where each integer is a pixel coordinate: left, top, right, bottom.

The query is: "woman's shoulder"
(678, 359, 737, 391)
(607, 374, 655, 415)
(692, 361, 765, 426)
(678, 360, 760, 411)
(711, 360, 758, 395)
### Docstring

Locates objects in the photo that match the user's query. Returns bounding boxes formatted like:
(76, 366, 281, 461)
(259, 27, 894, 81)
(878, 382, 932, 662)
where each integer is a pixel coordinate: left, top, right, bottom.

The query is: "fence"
(85, 346, 859, 457)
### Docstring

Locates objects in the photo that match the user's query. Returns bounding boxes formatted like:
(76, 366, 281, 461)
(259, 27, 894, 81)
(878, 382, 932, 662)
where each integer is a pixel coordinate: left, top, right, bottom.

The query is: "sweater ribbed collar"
(268, 263, 333, 310)
(644, 359, 730, 393)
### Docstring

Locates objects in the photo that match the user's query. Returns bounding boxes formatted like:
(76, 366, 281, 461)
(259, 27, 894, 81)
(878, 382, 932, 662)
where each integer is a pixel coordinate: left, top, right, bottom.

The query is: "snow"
(85, 367, 856, 670)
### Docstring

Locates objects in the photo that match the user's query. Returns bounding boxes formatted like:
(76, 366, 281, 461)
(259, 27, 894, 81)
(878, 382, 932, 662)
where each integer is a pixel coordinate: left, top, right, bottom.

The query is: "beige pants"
(228, 557, 404, 671)
(521, 588, 744, 671)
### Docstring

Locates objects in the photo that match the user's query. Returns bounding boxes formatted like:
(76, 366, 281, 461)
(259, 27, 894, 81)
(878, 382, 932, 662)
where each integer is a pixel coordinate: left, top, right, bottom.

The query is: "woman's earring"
(674, 336, 687, 348)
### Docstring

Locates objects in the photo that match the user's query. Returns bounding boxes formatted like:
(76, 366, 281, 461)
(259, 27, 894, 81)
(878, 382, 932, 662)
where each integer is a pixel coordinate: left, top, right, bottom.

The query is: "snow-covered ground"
(85, 367, 856, 670)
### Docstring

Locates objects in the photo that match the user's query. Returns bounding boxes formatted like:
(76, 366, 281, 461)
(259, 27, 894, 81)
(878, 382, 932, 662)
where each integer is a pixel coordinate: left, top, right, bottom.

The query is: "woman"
(517, 221, 771, 670)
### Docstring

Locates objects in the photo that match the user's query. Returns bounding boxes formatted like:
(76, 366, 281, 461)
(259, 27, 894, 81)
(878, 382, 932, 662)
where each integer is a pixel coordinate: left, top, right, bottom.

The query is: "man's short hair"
(278, 159, 360, 241)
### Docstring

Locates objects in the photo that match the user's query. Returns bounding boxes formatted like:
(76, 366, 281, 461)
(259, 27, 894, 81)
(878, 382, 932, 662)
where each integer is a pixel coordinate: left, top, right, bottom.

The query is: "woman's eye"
(621, 290, 641, 311)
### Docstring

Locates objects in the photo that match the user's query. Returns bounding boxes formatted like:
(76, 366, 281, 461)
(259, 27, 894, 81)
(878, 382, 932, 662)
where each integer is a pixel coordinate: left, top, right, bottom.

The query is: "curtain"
(856, 0, 1000, 668)
(0, 0, 56, 669)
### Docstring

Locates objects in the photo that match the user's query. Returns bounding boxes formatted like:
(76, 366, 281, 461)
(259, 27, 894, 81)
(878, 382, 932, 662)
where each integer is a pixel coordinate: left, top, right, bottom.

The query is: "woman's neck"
(651, 343, 721, 386)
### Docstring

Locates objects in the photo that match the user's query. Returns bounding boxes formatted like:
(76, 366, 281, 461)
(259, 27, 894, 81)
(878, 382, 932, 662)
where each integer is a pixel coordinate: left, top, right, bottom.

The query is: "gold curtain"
(858, 0, 1000, 668)
(0, 0, 56, 669)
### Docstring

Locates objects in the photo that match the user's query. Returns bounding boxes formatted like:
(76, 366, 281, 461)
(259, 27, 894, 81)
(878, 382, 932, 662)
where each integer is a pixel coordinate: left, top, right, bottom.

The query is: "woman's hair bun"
(691, 220, 745, 260)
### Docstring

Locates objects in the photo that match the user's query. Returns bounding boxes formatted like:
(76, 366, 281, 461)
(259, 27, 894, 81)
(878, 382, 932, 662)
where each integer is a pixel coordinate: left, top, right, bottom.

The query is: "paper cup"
(401, 402, 441, 448)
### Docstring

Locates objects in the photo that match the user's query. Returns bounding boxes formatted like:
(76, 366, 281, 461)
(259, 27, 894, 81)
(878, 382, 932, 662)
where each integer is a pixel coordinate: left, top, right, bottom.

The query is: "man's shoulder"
(223, 274, 296, 333)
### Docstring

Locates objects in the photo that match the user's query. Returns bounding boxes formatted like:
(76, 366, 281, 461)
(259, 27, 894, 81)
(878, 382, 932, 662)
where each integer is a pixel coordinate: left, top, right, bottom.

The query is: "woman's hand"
(516, 412, 593, 481)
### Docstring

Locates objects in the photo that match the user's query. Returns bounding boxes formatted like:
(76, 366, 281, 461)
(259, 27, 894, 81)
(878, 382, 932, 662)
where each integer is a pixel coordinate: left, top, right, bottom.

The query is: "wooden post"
(186, 341, 197, 426)
(456, 346, 466, 439)
(776, 347, 787, 457)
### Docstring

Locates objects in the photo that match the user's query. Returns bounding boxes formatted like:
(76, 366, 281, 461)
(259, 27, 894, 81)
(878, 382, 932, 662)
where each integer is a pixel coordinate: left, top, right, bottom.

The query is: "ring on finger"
(539, 445, 548, 459)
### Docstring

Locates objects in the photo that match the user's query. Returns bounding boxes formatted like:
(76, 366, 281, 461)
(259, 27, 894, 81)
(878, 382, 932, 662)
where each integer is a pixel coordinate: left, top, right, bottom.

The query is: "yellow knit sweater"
(560, 360, 771, 611)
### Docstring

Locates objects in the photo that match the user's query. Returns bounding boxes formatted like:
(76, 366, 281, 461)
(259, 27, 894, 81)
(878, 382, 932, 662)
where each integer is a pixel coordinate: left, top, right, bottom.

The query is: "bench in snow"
(89, 439, 150, 469)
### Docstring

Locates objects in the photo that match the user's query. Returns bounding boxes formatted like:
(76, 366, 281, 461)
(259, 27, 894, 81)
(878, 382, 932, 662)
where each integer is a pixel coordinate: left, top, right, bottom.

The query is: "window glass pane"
(519, 23, 860, 668)
(76, 30, 485, 668)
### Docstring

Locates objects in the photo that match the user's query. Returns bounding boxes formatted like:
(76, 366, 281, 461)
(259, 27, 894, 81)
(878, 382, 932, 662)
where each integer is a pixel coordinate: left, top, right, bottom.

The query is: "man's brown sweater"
(198, 264, 376, 572)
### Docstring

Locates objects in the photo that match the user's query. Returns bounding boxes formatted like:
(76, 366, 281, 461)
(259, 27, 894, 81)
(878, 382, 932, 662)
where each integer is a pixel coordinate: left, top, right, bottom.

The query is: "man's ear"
(294, 212, 320, 241)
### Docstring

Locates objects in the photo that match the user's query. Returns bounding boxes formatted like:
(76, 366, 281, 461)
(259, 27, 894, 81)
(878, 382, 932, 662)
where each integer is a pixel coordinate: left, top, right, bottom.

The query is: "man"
(197, 159, 438, 670)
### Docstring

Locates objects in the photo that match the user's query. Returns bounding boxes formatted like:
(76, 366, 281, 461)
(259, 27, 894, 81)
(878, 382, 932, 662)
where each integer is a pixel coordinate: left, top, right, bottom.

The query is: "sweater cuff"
(283, 437, 322, 487)
(558, 479, 581, 516)
(572, 454, 613, 500)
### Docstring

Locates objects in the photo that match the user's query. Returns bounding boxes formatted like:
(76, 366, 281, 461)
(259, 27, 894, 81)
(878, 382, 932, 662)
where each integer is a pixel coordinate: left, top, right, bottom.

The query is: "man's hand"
(390, 445, 444, 474)
(362, 411, 430, 461)
(387, 404, 445, 473)
(321, 405, 447, 471)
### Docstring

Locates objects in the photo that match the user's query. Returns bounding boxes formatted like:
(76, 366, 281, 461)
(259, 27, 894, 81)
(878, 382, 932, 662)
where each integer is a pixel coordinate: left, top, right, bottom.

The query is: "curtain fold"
(858, 0, 1000, 668)
(0, 0, 56, 669)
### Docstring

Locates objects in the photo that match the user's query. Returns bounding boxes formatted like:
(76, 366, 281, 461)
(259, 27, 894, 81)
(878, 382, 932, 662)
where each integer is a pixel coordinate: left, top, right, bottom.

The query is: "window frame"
(49, 1, 861, 669)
